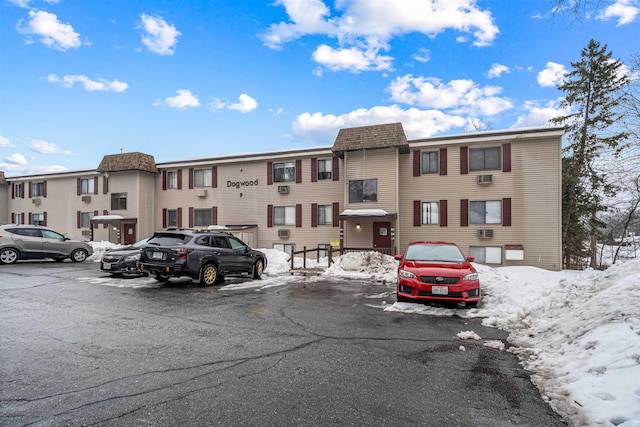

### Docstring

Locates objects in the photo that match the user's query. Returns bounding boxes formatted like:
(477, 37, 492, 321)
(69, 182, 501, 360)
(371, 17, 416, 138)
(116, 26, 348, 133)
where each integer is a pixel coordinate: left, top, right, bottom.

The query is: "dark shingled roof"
(331, 122, 409, 158)
(97, 152, 158, 174)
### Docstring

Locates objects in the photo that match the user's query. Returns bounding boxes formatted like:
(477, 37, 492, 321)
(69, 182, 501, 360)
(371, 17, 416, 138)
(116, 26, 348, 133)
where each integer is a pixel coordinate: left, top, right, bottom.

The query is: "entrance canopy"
(339, 209, 397, 221)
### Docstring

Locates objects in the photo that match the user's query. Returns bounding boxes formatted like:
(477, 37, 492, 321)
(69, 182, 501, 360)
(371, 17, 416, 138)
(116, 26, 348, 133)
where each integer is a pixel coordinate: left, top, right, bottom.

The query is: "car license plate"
(102, 262, 111, 270)
(152, 252, 164, 260)
(432, 286, 448, 295)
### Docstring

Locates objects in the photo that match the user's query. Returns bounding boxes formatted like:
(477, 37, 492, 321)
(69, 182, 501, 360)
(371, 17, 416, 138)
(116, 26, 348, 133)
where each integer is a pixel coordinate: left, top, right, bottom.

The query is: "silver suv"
(0, 224, 93, 264)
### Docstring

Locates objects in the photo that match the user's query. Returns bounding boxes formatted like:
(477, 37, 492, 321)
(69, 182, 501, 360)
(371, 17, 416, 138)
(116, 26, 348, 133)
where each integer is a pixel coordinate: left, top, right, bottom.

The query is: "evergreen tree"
(552, 39, 629, 269)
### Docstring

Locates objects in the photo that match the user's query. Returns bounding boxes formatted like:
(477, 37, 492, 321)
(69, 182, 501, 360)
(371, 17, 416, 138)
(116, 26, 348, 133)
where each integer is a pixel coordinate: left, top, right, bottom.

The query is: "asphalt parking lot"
(0, 261, 566, 426)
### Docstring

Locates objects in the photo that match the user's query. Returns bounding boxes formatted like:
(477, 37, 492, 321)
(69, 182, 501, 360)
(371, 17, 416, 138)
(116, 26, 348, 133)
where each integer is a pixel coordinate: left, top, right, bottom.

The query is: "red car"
(394, 241, 480, 308)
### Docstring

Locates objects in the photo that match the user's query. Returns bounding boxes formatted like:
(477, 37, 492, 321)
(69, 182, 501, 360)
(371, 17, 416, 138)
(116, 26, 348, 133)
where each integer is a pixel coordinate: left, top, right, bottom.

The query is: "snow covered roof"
(340, 209, 396, 219)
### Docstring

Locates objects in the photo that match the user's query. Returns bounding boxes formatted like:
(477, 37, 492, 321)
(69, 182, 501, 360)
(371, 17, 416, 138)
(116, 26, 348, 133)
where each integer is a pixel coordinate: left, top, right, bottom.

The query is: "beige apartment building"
(0, 122, 564, 270)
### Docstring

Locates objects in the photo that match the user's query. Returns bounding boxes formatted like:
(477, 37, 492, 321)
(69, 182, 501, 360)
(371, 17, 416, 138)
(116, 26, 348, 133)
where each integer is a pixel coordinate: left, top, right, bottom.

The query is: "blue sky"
(1, 0, 638, 177)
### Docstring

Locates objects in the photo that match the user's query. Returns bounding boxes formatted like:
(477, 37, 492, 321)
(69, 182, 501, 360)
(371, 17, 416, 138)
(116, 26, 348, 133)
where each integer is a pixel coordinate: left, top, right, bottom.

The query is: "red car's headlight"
(399, 269, 417, 279)
(463, 272, 479, 281)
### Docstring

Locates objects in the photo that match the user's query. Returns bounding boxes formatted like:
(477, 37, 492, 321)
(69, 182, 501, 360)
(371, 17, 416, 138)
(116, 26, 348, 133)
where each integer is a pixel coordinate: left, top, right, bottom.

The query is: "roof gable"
(331, 122, 409, 158)
(97, 152, 158, 174)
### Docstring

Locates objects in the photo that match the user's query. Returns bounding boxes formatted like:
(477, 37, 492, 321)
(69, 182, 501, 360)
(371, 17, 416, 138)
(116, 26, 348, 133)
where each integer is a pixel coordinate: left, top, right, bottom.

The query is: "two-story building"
(0, 122, 564, 270)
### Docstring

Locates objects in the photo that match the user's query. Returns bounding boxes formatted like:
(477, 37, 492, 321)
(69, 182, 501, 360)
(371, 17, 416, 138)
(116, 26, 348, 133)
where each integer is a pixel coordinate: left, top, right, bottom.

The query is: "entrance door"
(373, 222, 391, 250)
(124, 223, 136, 245)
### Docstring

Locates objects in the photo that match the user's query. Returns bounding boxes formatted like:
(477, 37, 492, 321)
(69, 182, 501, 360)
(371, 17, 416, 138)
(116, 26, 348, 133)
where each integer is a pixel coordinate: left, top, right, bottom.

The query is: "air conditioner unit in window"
(196, 189, 207, 198)
(278, 229, 290, 238)
(277, 185, 290, 194)
(477, 229, 494, 239)
(81, 195, 91, 203)
(477, 174, 493, 184)
(32, 198, 41, 205)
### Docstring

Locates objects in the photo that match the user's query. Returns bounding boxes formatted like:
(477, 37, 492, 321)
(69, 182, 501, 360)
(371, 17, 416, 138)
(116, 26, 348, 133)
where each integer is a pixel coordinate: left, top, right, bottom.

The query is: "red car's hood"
(399, 260, 475, 277)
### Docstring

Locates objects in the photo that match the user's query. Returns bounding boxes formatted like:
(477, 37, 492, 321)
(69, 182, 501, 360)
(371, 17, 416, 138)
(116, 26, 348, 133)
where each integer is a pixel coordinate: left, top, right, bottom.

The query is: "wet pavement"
(0, 261, 566, 426)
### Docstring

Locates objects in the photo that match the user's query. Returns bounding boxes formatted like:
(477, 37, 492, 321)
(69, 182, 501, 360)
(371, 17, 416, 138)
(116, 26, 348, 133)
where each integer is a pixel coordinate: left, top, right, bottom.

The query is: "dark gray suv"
(138, 229, 266, 286)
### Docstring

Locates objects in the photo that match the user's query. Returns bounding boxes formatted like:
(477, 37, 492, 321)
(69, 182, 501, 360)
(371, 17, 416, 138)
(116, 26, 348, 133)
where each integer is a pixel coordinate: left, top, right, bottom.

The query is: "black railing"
(288, 246, 395, 271)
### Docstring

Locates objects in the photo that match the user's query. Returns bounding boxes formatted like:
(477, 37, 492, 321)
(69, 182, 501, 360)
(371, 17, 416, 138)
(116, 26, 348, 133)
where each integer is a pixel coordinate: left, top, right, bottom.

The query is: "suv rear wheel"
(200, 263, 218, 286)
(0, 248, 20, 264)
(253, 259, 264, 279)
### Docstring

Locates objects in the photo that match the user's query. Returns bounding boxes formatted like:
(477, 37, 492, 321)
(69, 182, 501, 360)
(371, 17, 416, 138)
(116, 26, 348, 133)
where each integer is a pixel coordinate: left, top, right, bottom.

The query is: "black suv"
(138, 229, 266, 286)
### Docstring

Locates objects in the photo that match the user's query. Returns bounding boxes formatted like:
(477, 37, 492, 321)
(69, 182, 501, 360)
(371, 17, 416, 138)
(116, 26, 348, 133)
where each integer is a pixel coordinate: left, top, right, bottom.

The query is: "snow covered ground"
(89, 242, 640, 427)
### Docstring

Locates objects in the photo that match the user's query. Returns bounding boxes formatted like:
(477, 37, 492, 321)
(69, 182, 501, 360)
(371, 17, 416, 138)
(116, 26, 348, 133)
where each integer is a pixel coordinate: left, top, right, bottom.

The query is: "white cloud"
(47, 74, 128, 92)
(487, 63, 509, 78)
(597, 0, 639, 26)
(30, 139, 71, 155)
(510, 99, 570, 128)
(413, 48, 430, 63)
(291, 104, 467, 144)
(5, 153, 28, 165)
(17, 10, 82, 51)
(228, 94, 258, 113)
(261, 0, 498, 72)
(312, 44, 394, 72)
(210, 94, 258, 113)
(0, 135, 12, 147)
(537, 62, 568, 87)
(387, 74, 513, 116)
(154, 89, 201, 110)
(139, 14, 180, 55)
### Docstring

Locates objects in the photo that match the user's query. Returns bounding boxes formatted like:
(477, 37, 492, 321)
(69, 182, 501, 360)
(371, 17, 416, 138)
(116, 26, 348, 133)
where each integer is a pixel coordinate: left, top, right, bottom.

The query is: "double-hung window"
(469, 147, 501, 171)
(469, 200, 502, 224)
(80, 212, 92, 228)
(32, 182, 45, 197)
(274, 162, 295, 183)
(32, 213, 45, 226)
(167, 209, 177, 227)
(193, 209, 211, 226)
(348, 179, 377, 203)
(166, 171, 178, 189)
(317, 204, 332, 225)
(194, 169, 211, 187)
(80, 178, 94, 194)
(422, 202, 439, 225)
(274, 206, 296, 226)
(111, 193, 127, 210)
(469, 246, 502, 264)
(317, 159, 332, 180)
(421, 152, 438, 174)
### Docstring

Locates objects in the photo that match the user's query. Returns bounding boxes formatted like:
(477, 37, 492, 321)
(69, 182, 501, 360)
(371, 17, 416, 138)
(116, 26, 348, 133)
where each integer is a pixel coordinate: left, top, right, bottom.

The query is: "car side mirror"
(394, 254, 403, 261)
(467, 256, 475, 262)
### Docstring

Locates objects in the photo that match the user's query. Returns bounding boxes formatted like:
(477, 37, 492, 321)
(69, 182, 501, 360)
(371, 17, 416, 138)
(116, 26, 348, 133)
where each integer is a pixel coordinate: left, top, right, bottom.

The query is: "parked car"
(394, 241, 480, 308)
(138, 229, 267, 286)
(0, 224, 93, 264)
(100, 238, 150, 277)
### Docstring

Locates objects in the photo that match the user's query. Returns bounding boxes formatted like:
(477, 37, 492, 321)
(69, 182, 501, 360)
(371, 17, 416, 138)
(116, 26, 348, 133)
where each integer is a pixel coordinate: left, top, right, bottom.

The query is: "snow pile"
(87, 242, 640, 426)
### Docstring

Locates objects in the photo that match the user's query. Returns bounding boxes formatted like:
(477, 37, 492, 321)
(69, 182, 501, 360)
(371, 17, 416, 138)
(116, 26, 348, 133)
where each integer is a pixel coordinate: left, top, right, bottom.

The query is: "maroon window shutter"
(503, 198, 512, 227)
(93, 176, 98, 194)
(332, 157, 339, 181)
(11, 183, 15, 199)
(188, 207, 193, 228)
(296, 204, 302, 227)
(439, 148, 448, 176)
(177, 169, 183, 190)
(28, 181, 32, 198)
(162, 170, 167, 190)
(267, 205, 273, 227)
(102, 176, 108, 194)
(267, 162, 273, 185)
(311, 203, 318, 227)
(11, 213, 15, 223)
(103, 210, 108, 228)
(21, 213, 25, 224)
(502, 143, 512, 172)
(413, 150, 421, 177)
(77, 211, 81, 228)
(162, 208, 167, 228)
(21, 184, 25, 199)
(413, 200, 421, 226)
(460, 199, 469, 227)
(43, 212, 47, 226)
(177, 207, 183, 228)
(332, 202, 339, 227)
(212, 166, 217, 188)
(28, 212, 32, 224)
(189, 168, 194, 189)
(311, 158, 318, 182)
(43, 181, 47, 197)
(93, 210, 99, 229)
(77, 178, 81, 195)
(460, 147, 469, 175)
(296, 160, 302, 184)
(440, 200, 448, 227)
(212, 206, 218, 225)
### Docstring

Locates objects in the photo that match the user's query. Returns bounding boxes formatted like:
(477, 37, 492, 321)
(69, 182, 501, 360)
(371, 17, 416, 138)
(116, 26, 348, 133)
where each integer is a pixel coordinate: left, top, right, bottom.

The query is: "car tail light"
(173, 247, 193, 258)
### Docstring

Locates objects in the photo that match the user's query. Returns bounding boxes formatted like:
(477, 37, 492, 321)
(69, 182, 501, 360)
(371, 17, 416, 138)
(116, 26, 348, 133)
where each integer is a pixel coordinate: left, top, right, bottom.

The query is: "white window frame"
(274, 206, 296, 226)
(470, 200, 502, 224)
(194, 169, 212, 187)
(317, 159, 332, 180)
(317, 204, 332, 225)
(80, 178, 94, 194)
(469, 246, 502, 264)
(274, 162, 295, 183)
(421, 201, 439, 225)
(193, 209, 212, 227)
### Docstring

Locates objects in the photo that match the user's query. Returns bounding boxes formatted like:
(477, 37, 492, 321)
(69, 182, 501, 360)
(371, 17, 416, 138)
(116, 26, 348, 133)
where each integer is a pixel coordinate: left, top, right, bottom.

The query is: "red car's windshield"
(404, 244, 465, 262)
